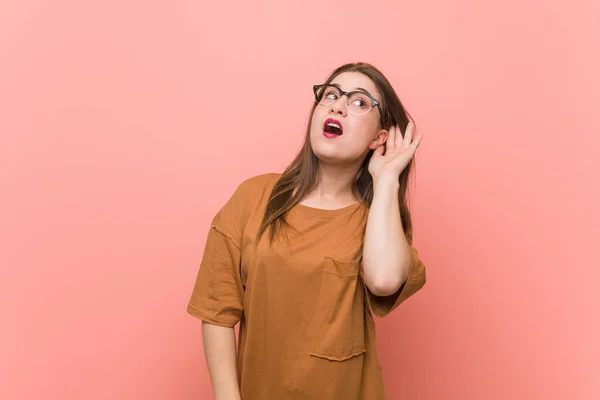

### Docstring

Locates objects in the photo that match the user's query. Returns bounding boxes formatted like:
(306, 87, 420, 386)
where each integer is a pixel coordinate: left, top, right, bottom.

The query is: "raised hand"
(368, 121, 423, 182)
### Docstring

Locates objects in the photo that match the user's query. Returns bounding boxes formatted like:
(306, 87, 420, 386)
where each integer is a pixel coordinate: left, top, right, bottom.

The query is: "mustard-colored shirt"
(187, 173, 427, 399)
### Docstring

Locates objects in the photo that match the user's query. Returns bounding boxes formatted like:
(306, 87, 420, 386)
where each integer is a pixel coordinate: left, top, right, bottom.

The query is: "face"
(309, 71, 388, 165)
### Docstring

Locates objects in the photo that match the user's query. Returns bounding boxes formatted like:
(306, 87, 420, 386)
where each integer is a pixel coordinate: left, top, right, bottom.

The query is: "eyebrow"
(330, 83, 372, 96)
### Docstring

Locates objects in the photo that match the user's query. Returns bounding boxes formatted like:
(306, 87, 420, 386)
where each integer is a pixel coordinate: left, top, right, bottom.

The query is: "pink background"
(2, 0, 599, 399)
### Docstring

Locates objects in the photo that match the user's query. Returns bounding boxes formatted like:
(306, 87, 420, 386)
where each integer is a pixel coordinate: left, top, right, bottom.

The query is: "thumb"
(374, 144, 385, 156)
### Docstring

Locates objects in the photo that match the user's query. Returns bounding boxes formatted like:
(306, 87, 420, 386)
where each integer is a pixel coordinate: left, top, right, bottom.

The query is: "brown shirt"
(187, 173, 427, 399)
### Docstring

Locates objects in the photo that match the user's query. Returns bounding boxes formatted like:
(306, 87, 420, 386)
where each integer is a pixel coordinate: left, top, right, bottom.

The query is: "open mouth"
(323, 118, 343, 136)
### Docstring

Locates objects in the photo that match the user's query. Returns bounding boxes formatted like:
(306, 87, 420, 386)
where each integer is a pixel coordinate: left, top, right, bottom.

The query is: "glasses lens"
(314, 85, 374, 115)
(347, 92, 372, 115)
(316, 85, 340, 106)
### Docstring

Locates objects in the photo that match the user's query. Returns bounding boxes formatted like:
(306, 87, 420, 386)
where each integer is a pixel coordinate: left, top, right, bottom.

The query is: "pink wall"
(2, 0, 599, 399)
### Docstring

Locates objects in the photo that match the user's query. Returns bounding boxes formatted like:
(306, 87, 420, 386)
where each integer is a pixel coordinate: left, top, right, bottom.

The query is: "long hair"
(256, 62, 418, 266)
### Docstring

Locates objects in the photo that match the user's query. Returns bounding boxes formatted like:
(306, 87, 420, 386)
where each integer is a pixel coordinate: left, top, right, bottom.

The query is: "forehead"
(330, 72, 380, 100)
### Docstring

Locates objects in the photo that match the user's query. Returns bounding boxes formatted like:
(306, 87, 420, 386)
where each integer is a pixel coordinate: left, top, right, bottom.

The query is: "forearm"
(202, 322, 241, 400)
(362, 173, 412, 296)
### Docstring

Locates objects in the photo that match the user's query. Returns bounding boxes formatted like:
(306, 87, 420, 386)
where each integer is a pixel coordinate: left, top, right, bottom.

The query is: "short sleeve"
(186, 223, 244, 327)
(364, 245, 427, 318)
(186, 181, 250, 327)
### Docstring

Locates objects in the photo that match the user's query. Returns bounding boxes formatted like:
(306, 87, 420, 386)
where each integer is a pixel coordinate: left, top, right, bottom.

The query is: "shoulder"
(232, 172, 282, 201)
(240, 172, 282, 189)
(213, 172, 281, 230)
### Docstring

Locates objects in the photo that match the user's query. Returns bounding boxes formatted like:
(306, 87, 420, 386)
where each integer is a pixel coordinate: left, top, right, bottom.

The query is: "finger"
(387, 125, 396, 151)
(410, 133, 423, 149)
(392, 124, 400, 148)
(403, 121, 414, 148)
(375, 144, 385, 156)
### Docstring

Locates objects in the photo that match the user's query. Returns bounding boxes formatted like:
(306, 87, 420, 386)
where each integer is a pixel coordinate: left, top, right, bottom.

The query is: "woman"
(187, 61, 426, 399)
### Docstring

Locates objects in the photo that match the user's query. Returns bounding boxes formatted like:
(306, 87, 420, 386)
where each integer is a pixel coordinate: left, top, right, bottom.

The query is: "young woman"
(187, 62, 427, 399)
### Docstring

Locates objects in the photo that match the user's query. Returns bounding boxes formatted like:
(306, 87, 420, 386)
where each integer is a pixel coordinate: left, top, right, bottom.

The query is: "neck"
(311, 162, 360, 203)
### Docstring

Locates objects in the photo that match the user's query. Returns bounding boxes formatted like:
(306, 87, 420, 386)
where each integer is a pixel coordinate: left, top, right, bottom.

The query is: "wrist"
(373, 171, 399, 191)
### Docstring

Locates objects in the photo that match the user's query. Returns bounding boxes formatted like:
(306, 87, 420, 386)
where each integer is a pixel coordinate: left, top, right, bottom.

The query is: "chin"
(313, 145, 357, 166)
(311, 142, 337, 161)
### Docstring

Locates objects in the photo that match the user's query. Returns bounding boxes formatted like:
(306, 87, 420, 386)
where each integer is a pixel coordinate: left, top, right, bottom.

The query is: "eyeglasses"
(313, 84, 380, 116)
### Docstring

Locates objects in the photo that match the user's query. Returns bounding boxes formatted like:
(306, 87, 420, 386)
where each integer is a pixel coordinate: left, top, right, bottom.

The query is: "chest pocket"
(308, 256, 367, 361)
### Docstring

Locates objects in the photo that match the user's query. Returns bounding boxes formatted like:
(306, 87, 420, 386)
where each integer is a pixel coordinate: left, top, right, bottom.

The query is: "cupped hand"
(368, 121, 423, 182)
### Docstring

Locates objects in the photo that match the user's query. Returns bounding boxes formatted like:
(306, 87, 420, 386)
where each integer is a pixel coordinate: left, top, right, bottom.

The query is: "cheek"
(310, 114, 331, 138)
(310, 113, 321, 131)
(348, 120, 376, 142)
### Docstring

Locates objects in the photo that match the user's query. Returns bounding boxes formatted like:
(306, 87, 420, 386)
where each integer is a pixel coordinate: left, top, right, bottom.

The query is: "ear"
(368, 128, 388, 150)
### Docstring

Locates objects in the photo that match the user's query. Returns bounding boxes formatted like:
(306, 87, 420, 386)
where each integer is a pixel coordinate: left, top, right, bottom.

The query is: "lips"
(323, 118, 343, 135)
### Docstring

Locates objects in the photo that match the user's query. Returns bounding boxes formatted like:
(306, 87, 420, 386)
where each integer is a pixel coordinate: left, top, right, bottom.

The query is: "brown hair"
(256, 62, 418, 266)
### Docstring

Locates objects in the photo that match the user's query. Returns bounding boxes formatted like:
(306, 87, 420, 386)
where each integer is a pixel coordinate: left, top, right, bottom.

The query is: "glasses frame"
(313, 83, 381, 116)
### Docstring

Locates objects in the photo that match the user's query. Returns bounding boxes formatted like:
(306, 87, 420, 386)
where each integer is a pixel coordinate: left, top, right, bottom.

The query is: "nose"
(328, 94, 348, 116)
